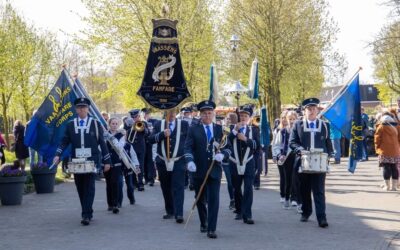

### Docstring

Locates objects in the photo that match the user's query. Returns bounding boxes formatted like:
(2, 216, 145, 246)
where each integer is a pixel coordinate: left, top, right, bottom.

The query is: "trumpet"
(251, 115, 261, 127)
(127, 121, 145, 143)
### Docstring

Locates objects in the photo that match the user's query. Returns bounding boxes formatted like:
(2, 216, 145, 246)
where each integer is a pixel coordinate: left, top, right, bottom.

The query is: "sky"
(8, 0, 393, 85)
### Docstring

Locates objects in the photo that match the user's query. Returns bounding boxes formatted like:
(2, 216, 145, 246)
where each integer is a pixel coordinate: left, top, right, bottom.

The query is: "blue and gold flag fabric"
(24, 70, 78, 163)
(322, 74, 363, 173)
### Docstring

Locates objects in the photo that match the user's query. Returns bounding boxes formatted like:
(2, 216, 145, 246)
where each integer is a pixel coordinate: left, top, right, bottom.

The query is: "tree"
(0, 3, 58, 146)
(223, 0, 343, 121)
(80, 0, 220, 110)
(373, 21, 400, 94)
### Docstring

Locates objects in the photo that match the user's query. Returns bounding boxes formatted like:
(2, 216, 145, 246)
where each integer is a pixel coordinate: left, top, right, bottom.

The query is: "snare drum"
(300, 150, 329, 173)
(67, 159, 97, 174)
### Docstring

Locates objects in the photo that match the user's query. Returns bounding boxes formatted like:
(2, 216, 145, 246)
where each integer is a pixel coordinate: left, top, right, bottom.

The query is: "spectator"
(27, 111, 43, 169)
(0, 130, 7, 164)
(330, 124, 342, 164)
(361, 107, 369, 161)
(374, 112, 400, 191)
(13, 120, 29, 170)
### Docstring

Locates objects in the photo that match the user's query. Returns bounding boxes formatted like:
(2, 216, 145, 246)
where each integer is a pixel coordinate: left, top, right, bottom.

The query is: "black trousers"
(134, 149, 145, 187)
(382, 163, 399, 180)
(118, 173, 135, 205)
(253, 151, 262, 187)
(144, 144, 156, 183)
(105, 166, 121, 208)
(232, 173, 254, 219)
(157, 162, 185, 217)
(194, 177, 220, 232)
(282, 153, 296, 201)
(74, 173, 96, 219)
(299, 173, 326, 222)
(278, 165, 285, 198)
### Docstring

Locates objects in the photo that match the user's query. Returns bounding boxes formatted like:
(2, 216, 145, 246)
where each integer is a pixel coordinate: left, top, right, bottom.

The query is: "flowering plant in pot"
(31, 162, 56, 194)
(0, 161, 27, 205)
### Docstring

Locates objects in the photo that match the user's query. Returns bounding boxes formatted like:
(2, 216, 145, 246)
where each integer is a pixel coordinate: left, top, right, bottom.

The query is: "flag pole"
(320, 67, 363, 117)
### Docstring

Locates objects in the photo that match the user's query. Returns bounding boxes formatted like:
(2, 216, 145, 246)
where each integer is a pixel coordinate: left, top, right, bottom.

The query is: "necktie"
(169, 122, 173, 132)
(310, 122, 314, 129)
(206, 125, 212, 143)
(79, 119, 85, 126)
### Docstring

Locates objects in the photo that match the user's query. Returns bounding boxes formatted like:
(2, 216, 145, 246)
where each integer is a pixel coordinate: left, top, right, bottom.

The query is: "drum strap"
(160, 119, 182, 171)
(230, 126, 253, 175)
(73, 117, 94, 148)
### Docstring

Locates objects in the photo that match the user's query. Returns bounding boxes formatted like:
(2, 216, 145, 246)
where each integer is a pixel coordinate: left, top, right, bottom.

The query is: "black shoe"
(138, 186, 145, 191)
(207, 231, 217, 239)
(200, 225, 207, 233)
(81, 218, 90, 226)
(254, 186, 260, 190)
(319, 219, 329, 228)
(189, 184, 194, 191)
(243, 218, 255, 224)
(235, 214, 243, 220)
(300, 215, 309, 222)
(112, 207, 119, 214)
(233, 209, 239, 214)
(149, 182, 154, 187)
(163, 214, 174, 219)
(129, 198, 135, 205)
(176, 216, 184, 224)
(229, 200, 235, 210)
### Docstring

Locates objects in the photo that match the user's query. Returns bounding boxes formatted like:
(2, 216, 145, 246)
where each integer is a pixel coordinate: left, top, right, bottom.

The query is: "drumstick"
(49, 162, 57, 170)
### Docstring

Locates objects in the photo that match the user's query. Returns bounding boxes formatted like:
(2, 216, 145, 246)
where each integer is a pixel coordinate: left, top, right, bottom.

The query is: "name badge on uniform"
(75, 148, 92, 158)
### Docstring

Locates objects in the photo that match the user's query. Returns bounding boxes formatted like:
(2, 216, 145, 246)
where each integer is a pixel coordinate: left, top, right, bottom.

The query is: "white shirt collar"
(78, 116, 88, 126)
(203, 123, 213, 135)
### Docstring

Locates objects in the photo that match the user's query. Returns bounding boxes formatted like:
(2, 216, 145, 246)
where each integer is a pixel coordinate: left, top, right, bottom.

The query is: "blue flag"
(24, 70, 78, 164)
(260, 106, 270, 147)
(322, 74, 363, 173)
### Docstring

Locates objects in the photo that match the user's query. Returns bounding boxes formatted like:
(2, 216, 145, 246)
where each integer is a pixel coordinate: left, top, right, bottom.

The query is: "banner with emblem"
(24, 69, 78, 164)
(137, 18, 190, 110)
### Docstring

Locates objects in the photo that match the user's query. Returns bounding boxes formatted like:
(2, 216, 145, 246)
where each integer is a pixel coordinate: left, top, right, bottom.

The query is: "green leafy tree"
(223, 0, 343, 121)
(80, 0, 220, 110)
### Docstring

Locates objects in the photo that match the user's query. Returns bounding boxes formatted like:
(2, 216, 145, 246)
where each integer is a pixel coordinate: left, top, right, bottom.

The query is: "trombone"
(127, 121, 145, 143)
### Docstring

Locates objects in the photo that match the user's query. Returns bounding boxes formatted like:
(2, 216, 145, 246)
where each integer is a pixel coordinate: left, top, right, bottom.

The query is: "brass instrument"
(127, 121, 145, 143)
(251, 115, 261, 127)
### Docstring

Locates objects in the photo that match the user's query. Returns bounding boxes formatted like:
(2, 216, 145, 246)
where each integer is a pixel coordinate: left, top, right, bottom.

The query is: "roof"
(319, 84, 379, 103)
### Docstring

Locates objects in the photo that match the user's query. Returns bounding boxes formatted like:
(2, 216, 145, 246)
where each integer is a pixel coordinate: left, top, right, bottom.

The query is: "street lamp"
(230, 34, 240, 52)
(228, 34, 246, 108)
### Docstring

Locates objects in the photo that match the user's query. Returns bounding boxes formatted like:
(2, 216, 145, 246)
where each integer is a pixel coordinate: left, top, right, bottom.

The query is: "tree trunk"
(1, 93, 10, 148)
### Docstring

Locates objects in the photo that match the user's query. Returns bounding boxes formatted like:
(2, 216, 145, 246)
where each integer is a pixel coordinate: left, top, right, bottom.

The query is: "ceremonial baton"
(184, 129, 229, 229)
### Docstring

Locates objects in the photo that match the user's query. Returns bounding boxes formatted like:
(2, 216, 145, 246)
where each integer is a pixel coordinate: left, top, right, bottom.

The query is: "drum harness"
(230, 126, 254, 175)
(68, 117, 98, 173)
(157, 119, 182, 171)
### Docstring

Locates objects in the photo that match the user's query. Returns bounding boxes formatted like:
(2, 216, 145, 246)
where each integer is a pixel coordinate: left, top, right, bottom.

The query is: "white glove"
(187, 161, 197, 172)
(214, 153, 224, 162)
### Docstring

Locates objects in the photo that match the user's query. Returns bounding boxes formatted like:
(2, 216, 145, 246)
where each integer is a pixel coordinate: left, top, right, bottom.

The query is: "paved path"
(0, 157, 399, 250)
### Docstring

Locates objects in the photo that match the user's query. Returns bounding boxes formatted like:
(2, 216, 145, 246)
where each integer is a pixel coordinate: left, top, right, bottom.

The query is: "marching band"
(50, 96, 333, 237)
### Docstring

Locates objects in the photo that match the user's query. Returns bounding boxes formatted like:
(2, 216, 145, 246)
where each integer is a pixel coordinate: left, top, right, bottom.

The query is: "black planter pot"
(0, 176, 27, 205)
(31, 168, 57, 194)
